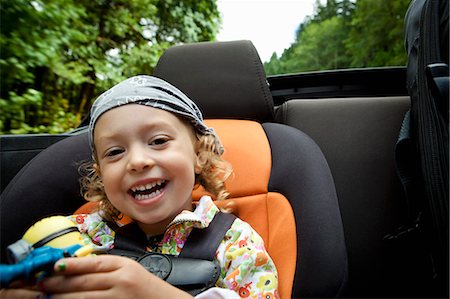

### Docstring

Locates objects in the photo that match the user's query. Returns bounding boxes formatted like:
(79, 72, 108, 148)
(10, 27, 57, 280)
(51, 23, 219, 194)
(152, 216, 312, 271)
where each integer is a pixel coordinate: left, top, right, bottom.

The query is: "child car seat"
(0, 40, 347, 298)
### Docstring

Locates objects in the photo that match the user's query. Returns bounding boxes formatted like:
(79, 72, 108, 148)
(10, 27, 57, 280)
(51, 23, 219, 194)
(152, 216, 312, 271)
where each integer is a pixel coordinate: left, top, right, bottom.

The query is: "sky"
(216, 0, 317, 63)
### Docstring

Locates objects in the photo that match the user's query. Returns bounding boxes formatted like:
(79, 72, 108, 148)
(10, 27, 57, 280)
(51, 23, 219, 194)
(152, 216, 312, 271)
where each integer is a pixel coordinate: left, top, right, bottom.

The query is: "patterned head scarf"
(88, 75, 223, 154)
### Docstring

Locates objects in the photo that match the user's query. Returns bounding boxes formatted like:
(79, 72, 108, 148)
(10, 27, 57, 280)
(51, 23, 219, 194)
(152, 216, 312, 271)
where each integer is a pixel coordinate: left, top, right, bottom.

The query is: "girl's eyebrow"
(95, 121, 177, 145)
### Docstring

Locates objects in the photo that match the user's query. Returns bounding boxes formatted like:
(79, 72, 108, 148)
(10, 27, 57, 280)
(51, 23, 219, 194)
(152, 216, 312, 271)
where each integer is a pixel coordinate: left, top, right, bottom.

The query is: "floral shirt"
(68, 196, 279, 299)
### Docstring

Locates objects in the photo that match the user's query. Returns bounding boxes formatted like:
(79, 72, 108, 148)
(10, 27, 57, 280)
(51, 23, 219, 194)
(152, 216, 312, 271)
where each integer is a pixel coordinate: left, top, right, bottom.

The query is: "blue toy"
(0, 244, 82, 287)
(0, 216, 94, 287)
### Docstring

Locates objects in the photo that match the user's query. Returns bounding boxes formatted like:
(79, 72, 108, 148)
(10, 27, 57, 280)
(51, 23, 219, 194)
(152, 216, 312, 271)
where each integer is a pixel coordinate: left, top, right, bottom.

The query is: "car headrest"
(153, 40, 275, 122)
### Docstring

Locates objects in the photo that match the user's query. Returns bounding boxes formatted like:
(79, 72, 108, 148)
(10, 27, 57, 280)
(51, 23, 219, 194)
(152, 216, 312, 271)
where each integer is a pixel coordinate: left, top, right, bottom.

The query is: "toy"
(0, 216, 94, 287)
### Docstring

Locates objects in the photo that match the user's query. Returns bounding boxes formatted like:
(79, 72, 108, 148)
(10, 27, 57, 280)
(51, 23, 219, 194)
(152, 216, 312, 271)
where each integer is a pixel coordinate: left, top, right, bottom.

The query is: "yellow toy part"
(22, 215, 84, 248)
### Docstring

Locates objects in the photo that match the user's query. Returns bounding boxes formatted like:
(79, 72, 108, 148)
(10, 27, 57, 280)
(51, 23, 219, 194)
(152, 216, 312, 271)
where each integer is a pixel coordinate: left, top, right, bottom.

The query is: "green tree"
(0, 0, 220, 134)
(264, 0, 409, 75)
(293, 16, 351, 72)
(345, 0, 410, 67)
(265, 0, 354, 75)
(312, 0, 353, 23)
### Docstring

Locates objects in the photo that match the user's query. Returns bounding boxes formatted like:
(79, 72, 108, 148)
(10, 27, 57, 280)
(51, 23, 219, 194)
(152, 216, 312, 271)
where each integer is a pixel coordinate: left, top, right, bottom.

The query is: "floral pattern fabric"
(68, 196, 279, 299)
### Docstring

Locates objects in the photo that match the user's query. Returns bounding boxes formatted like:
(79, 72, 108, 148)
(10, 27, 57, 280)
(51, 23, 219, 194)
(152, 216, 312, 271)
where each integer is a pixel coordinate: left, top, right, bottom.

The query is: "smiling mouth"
(129, 179, 167, 201)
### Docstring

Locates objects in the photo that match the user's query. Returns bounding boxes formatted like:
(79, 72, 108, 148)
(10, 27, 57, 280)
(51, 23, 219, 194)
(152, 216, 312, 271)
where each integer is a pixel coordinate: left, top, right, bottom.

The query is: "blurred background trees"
(264, 0, 410, 75)
(0, 0, 410, 134)
(0, 0, 220, 134)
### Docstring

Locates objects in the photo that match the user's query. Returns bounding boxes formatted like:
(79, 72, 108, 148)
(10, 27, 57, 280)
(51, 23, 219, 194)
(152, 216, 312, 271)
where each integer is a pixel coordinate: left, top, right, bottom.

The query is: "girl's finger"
(50, 290, 113, 299)
(0, 288, 45, 299)
(41, 272, 113, 294)
(41, 256, 128, 294)
(53, 255, 125, 275)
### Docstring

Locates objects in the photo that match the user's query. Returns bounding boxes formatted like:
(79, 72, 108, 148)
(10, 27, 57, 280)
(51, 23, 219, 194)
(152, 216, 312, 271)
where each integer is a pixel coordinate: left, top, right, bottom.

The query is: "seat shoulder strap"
(179, 212, 237, 260)
(112, 222, 148, 254)
(111, 212, 237, 260)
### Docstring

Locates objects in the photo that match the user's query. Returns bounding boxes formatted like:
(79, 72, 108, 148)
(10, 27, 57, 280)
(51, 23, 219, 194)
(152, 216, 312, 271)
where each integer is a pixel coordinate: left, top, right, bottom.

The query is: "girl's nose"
(126, 146, 155, 172)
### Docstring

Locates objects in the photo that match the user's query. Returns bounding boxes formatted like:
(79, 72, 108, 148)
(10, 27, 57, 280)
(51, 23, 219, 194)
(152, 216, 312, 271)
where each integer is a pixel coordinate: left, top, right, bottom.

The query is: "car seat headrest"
(154, 40, 275, 122)
(192, 119, 271, 199)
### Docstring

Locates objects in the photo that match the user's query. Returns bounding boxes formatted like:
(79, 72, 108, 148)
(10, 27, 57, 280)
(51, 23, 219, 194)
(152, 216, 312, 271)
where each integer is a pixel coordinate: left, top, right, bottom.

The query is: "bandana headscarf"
(88, 75, 223, 154)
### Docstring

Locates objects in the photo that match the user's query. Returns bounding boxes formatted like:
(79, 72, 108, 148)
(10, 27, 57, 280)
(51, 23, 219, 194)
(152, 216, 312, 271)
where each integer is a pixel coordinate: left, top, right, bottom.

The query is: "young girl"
(4, 75, 279, 299)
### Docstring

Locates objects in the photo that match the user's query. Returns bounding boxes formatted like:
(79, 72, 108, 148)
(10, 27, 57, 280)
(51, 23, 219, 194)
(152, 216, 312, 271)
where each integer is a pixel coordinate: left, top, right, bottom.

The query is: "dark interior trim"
(268, 66, 408, 105)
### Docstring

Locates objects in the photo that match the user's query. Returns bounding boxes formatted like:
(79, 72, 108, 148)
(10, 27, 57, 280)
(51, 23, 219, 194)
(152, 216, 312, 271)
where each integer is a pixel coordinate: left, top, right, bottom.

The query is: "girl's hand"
(0, 288, 44, 299)
(40, 255, 194, 299)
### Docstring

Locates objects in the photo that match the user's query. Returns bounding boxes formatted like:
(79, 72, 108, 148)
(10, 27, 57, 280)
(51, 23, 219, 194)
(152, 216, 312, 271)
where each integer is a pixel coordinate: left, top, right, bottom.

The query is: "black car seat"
(154, 40, 348, 298)
(0, 40, 347, 298)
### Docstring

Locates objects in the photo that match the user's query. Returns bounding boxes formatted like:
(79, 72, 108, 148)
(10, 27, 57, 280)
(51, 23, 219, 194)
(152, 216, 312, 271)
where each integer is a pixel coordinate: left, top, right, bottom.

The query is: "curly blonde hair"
(79, 133, 233, 223)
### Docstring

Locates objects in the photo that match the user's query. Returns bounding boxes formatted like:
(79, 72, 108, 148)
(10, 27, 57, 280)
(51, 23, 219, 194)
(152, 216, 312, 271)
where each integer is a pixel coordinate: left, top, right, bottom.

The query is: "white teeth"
(134, 189, 162, 201)
(130, 180, 165, 193)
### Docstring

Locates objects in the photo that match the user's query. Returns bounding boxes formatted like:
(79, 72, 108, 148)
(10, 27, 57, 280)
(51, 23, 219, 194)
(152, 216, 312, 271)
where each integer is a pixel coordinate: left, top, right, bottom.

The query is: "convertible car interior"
(1, 1, 448, 296)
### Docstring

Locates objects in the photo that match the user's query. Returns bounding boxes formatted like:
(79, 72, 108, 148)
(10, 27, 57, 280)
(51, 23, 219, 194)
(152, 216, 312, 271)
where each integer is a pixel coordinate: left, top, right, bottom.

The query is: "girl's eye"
(105, 148, 124, 157)
(150, 137, 169, 146)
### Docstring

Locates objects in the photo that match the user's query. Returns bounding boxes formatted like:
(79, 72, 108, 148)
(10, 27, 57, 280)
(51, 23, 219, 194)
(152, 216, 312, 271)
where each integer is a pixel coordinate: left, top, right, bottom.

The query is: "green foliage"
(345, 0, 410, 67)
(264, 0, 410, 75)
(268, 16, 351, 73)
(0, 0, 220, 134)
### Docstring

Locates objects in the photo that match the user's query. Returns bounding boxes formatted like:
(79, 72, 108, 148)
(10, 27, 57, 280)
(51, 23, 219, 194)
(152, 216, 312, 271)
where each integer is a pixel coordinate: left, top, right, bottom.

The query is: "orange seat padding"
(193, 119, 271, 198)
(215, 193, 297, 299)
(75, 120, 296, 299)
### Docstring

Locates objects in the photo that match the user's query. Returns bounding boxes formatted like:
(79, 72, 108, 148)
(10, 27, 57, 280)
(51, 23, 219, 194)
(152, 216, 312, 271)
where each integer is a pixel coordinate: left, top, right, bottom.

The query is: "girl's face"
(93, 104, 199, 235)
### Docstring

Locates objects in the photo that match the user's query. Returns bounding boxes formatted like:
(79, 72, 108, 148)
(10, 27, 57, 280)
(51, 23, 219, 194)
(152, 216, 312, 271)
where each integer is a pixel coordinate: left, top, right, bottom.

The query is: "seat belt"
(393, 0, 449, 295)
(179, 212, 236, 260)
(109, 211, 236, 295)
(111, 211, 236, 256)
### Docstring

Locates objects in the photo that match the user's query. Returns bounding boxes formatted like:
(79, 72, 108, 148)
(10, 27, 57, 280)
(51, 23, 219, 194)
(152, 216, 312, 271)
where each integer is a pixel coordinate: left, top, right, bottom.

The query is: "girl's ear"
(194, 138, 202, 175)
(194, 155, 202, 175)
(93, 163, 101, 176)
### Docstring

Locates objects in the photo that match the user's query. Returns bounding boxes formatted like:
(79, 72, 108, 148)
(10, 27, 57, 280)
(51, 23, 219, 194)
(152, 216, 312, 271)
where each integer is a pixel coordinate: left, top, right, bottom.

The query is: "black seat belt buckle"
(383, 212, 422, 242)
